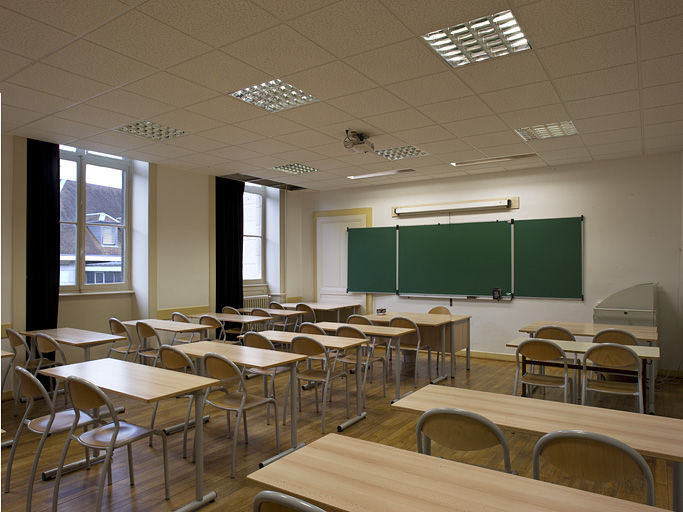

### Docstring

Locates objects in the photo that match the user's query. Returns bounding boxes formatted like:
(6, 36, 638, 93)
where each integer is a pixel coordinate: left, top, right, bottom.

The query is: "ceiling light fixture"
(115, 120, 187, 141)
(423, 9, 530, 67)
(515, 121, 578, 141)
(230, 79, 318, 112)
(347, 169, 416, 180)
(450, 153, 537, 167)
(270, 163, 320, 175)
(375, 146, 428, 160)
(393, 199, 513, 216)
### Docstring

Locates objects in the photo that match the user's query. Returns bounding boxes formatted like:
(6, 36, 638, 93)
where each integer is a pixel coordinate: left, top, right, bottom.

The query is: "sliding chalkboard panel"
(398, 222, 512, 296)
(347, 226, 396, 293)
(514, 217, 583, 299)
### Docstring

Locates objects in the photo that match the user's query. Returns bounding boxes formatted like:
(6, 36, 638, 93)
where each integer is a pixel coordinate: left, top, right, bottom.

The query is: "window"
(243, 185, 264, 282)
(59, 146, 130, 291)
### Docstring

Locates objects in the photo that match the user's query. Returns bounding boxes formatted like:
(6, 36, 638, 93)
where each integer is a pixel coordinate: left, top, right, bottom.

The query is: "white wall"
(288, 153, 683, 370)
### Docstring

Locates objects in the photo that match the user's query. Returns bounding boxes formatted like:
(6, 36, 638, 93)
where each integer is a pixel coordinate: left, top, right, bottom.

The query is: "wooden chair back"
(269, 301, 285, 310)
(295, 303, 316, 323)
(35, 333, 59, 356)
(593, 329, 639, 346)
(66, 377, 108, 413)
(6, 328, 29, 357)
(428, 306, 450, 314)
(585, 343, 638, 370)
(244, 332, 275, 350)
(389, 317, 419, 347)
(172, 312, 191, 323)
(222, 306, 241, 315)
(15, 366, 49, 401)
(517, 339, 565, 362)
(292, 336, 326, 359)
(199, 314, 221, 329)
(534, 325, 575, 341)
(204, 353, 243, 388)
(109, 318, 128, 336)
(335, 325, 365, 339)
(347, 314, 372, 325)
(158, 345, 195, 373)
(253, 490, 327, 512)
(136, 321, 158, 340)
(299, 322, 325, 335)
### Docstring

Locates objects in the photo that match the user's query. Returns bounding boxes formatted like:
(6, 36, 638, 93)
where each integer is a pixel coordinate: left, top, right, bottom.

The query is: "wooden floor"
(2, 352, 682, 511)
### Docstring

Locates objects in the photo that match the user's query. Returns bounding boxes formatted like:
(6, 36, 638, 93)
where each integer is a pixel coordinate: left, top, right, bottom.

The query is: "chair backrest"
(199, 314, 221, 329)
(253, 490, 327, 512)
(6, 328, 30, 358)
(222, 306, 241, 315)
(66, 376, 118, 425)
(158, 345, 196, 373)
(244, 331, 275, 350)
(533, 325, 575, 341)
(295, 303, 316, 323)
(292, 336, 327, 361)
(269, 301, 285, 310)
(428, 306, 450, 315)
(299, 322, 326, 335)
(516, 338, 566, 364)
(347, 314, 372, 325)
(35, 333, 60, 356)
(532, 430, 654, 505)
(593, 328, 639, 346)
(416, 407, 512, 473)
(584, 342, 639, 370)
(389, 317, 419, 347)
(204, 353, 244, 390)
(136, 321, 159, 340)
(15, 365, 52, 403)
(335, 325, 365, 339)
(172, 312, 191, 323)
(109, 318, 129, 337)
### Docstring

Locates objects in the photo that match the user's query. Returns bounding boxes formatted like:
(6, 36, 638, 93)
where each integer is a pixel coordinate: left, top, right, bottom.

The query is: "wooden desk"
(187, 312, 269, 332)
(314, 322, 416, 401)
(364, 312, 472, 377)
(173, 341, 307, 462)
(280, 302, 360, 322)
(393, 385, 683, 511)
(243, 330, 369, 431)
(122, 318, 206, 334)
(519, 321, 658, 343)
(20, 327, 126, 361)
(237, 309, 304, 330)
(40, 358, 219, 511)
(248, 433, 658, 512)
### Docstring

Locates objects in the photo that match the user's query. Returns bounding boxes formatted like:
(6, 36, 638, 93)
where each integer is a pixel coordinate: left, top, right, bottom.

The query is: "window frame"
(59, 147, 131, 293)
(243, 183, 266, 285)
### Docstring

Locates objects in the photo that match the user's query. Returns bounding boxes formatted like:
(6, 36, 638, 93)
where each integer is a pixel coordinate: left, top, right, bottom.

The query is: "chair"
(336, 325, 386, 405)
(107, 318, 140, 361)
(170, 312, 198, 345)
(134, 321, 162, 365)
(203, 352, 280, 478)
(4, 367, 97, 512)
(150, 345, 198, 458)
(532, 325, 577, 393)
(389, 317, 431, 388)
(4, 328, 39, 416)
(532, 430, 654, 505)
(288, 336, 349, 434)
(269, 301, 292, 331)
(199, 314, 226, 342)
(222, 306, 245, 340)
(34, 333, 68, 403)
(52, 376, 170, 512)
(295, 303, 316, 327)
(593, 328, 641, 346)
(299, 322, 332, 369)
(416, 407, 512, 474)
(253, 490, 328, 512)
(252, 308, 274, 332)
(243, 331, 292, 425)
(513, 338, 573, 403)
(428, 306, 450, 314)
(582, 343, 644, 413)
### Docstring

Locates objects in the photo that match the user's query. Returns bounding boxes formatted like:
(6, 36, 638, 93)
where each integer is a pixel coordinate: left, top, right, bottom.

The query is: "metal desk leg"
(338, 345, 367, 431)
(431, 324, 447, 384)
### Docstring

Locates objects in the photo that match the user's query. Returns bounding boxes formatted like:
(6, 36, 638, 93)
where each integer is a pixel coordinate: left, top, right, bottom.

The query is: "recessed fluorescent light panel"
(348, 169, 416, 180)
(116, 121, 187, 141)
(423, 10, 530, 67)
(270, 163, 320, 175)
(450, 153, 537, 167)
(375, 146, 428, 161)
(230, 79, 318, 112)
(515, 121, 578, 141)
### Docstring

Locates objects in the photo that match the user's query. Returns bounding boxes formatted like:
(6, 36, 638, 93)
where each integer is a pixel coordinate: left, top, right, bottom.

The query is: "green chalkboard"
(398, 222, 512, 296)
(514, 217, 583, 299)
(347, 226, 396, 293)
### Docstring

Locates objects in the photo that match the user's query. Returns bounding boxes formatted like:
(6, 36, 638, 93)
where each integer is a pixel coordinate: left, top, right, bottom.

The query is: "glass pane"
(59, 223, 77, 286)
(85, 164, 124, 224)
(243, 192, 262, 236)
(60, 159, 78, 222)
(85, 227, 124, 285)
(243, 236, 262, 280)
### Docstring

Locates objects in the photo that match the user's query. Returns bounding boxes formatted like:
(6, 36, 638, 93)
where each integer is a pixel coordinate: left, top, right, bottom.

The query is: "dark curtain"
(215, 177, 244, 312)
(26, 139, 60, 331)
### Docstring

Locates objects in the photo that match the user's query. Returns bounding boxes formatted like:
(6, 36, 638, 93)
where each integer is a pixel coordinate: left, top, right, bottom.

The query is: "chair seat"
(138, 349, 158, 358)
(209, 392, 272, 410)
(78, 421, 153, 448)
(522, 373, 568, 387)
(111, 344, 141, 353)
(248, 366, 290, 376)
(297, 368, 345, 382)
(29, 410, 95, 434)
(339, 354, 382, 365)
(585, 378, 639, 394)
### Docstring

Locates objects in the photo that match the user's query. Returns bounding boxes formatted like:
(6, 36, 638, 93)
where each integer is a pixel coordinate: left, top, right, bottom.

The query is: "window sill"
(60, 290, 135, 297)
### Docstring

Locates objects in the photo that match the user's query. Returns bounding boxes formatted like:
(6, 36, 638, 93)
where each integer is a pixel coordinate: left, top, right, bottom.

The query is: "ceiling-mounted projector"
(344, 130, 374, 154)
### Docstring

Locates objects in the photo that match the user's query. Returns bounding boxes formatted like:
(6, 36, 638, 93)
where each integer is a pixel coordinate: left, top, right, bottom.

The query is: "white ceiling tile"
(116, 149, 164, 163)
(86, 89, 175, 119)
(0, 82, 75, 114)
(175, 153, 227, 167)
(365, 109, 434, 132)
(199, 125, 264, 145)
(292, 158, 348, 171)
(525, 135, 585, 151)
(442, 115, 510, 137)
(235, 115, 307, 137)
(275, 129, 337, 148)
(644, 104, 683, 125)
(147, 109, 224, 134)
(500, 160, 548, 171)
(432, 149, 488, 164)
(328, 88, 409, 118)
(276, 102, 355, 128)
(457, 52, 549, 94)
(417, 96, 494, 123)
(535, 146, 590, 160)
(538, 28, 636, 78)
(642, 82, 683, 109)
(86, 130, 161, 151)
(419, 163, 466, 175)
(640, 14, 683, 60)
(210, 160, 262, 173)
(251, 0, 339, 21)
(498, 104, 571, 129)
(463, 166, 507, 175)
(289, 0, 412, 58)
(385, 71, 472, 107)
(163, 134, 226, 153)
(641, 54, 683, 88)
(481, 143, 533, 157)
(208, 145, 264, 161)
(0, 49, 31, 81)
(85, 11, 211, 68)
(364, 134, 409, 150)
(186, 96, 267, 124)
(0, 7, 73, 59)
(9, 126, 76, 144)
(462, 131, 523, 148)
(566, 90, 640, 119)
(572, 111, 642, 134)
(124, 72, 218, 108)
(516, 0, 634, 48)
(581, 127, 642, 146)
(241, 139, 300, 155)
(8, 63, 112, 102)
(139, 0, 279, 47)
(1, 104, 44, 126)
(644, 121, 683, 138)
(640, 0, 683, 23)
(335, 152, 385, 166)
(282, 61, 377, 101)
(312, 141, 361, 158)
(643, 134, 683, 150)
(541, 156, 593, 165)
(223, 24, 335, 77)
(554, 64, 639, 102)
(44, 39, 156, 87)
(588, 140, 643, 155)
(481, 81, 560, 113)
(55, 104, 133, 129)
(343, 39, 446, 86)
(393, 125, 455, 145)
(274, 148, 331, 163)
(315, 120, 380, 141)
(418, 138, 473, 155)
(592, 151, 644, 162)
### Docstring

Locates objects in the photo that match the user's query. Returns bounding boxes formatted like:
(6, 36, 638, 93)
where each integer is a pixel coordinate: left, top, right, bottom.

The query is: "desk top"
(20, 327, 125, 347)
(392, 385, 683, 462)
(244, 330, 368, 351)
(248, 434, 658, 512)
(173, 341, 306, 369)
(364, 312, 471, 327)
(187, 312, 267, 324)
(507, 336, 660, 360)
(122, 319, 206, 333)
(237, 308, 304, 317)
(39, 358, 218, 403)
(314, 322, 415, 338)
(1, 350, 14, 359)
(519, 321, 658, 342)
(280, 302, 360, 311)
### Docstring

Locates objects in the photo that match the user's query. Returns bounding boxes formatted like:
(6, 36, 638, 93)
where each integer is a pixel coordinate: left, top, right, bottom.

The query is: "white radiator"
(243, 295, 270, 309)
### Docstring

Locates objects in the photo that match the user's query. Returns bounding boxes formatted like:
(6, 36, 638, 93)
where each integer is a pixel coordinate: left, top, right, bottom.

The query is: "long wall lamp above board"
(392, 197, 519, 217)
